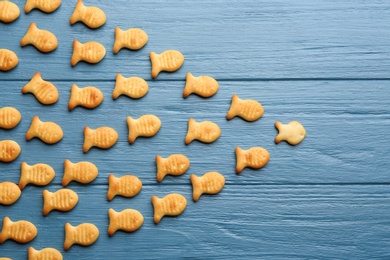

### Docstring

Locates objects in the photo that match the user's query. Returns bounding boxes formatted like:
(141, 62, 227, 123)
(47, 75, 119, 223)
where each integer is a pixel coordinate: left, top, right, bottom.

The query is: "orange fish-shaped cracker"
(42, 189, 79, 216)
(22, 72, 59, 105)
(227, 94, 264, 122)
(0, 49, 18, 71)
(20, 22, 58, 53)
(185, 118, 221, 144)
(275, 121, 306, 145)
(0, 140, 21, 163)
(0, 107, 21, 129)
(24, 0, 61, 13)
(28, 247, 63, 260)
(108, 208, 144, 236)
(19, 162, 55, 189)
(0, 1, 20, 23)
(62, 159, 98, 186)
(26, 116, 63, 144)
(0, 182, 21, 205)
(69, 0, 106, 29)
(112, 74, 148, 99)
(68, 84, 104, 110)
(126, 115, 161, 144)
(113, 27, 148, 53)
(83, 126, 118, 152)
(64, 222, 99, 250)
(150, 50, 184, 79)
(183, 73, 219, 98)
(71, 40, 106, 66)
(151, 193, 187, 224)
(156, 154, 190, 182)
(235, 146, 270, 174)
(0, 217, 37, 244)
(190, 172, 225, 202)
(107, 174, 142, 201)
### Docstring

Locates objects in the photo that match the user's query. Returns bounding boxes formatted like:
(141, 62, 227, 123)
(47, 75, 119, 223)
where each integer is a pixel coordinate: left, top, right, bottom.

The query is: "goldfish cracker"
(226, 94, 264, 122)
(150, 50, 184, 78)
(126, 115, 161, 144)
(0, 49, 18, 71)
(28, 247, 63, 260)
(83, 126, 118, 152)
(19, 162, 55, 189)
(42, 189, 79, 216)
(62, 159, 98, 186)
(0, 217, 37, 244)
(20, 22, 58, 53)
(0, 107, 21, 129)
(151, 193, 187, 224)
(275, 121, 306, 145)
(156, 154, 190, 182)
(0, 182, 21, 205)
(0, 1, 20, 23)
(64, 222, 99, 250)
(26, 116, 63, 144)
(235, 146, 270, 174)
(22, 72, 59, 105)
(108, 208, 143, 236)
(68, 84, 104, 110)
(69, 0, 106, 29)
(0, 140, 21, 163)
(113, 27, 148, 53)
(71, 40, 106, 66)
(112, 74, 148, 99)
(190, 172, 225, 201)
(183, 73, 219, 98)
(107, 174, 142, 201)
(24, 0, 61, 13)
(185, 118, 221, 144)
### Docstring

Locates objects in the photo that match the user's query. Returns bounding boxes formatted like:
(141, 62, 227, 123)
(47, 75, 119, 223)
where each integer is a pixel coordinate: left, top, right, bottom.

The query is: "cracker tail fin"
(68, 84, 79, 111)
(70, 40, 81, 66)
(62, 159, 73, 186)
(113, 27, 123, 54)
(0, 217, 11, 244)
(24, 0, 34, 13)
(64, 223, 74, 251)
(235, 146, 245, 174)
(108, 208, 117, 236)
(185, 118, 196, 145)
(22, 72, 41, 94)
(28, 247, 38, 258)
(83, 126, 94, 153)
(112, 73, 124, 99)
(226, 94, 240, 120)
(20, 22, 37, 46)
(19, 162, 29, 189)
(150, 52, 160, 79)
(126, 116, 137, 144)
(155, 155, 166, 182)
(190, 174, 202, 202)
(183, 72, 194, 98)
(106, 174, 116, 201)
(69, 0, 83, 25)
(274, 121, 283, 144)
(25, 115, 40, 141)
(151, 196, 163, 224)
(42, 190, 52, 216)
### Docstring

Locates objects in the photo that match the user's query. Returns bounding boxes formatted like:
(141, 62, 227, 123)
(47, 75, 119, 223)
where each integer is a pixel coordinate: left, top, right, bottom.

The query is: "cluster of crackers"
(0, 0, 307, 259)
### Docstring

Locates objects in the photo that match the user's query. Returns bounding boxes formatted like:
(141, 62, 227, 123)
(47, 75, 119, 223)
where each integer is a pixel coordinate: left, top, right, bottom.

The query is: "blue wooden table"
(1, 0, 390, 259)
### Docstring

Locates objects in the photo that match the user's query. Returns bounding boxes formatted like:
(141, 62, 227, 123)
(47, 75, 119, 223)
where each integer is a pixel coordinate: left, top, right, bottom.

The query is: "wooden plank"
(1, 0, 390, 80)
(1, 184, 390, 259)
(1, 80, 389, 185)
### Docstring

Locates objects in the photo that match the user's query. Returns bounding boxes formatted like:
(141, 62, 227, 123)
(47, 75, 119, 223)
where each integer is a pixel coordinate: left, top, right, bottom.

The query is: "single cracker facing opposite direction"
(275, 121, 306, 145)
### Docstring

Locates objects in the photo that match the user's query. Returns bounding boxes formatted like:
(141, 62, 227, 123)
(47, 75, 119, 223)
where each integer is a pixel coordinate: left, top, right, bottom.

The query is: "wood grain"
(1, 0, 390, 259)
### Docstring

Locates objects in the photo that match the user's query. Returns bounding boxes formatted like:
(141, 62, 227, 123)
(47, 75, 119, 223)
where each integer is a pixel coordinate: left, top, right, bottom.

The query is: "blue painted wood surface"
(1, 0, 390, 259)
